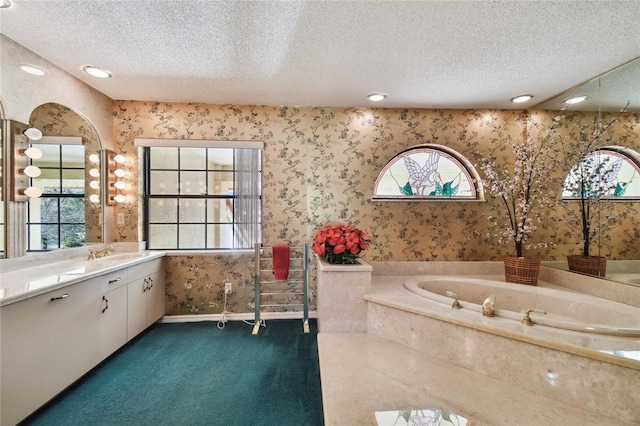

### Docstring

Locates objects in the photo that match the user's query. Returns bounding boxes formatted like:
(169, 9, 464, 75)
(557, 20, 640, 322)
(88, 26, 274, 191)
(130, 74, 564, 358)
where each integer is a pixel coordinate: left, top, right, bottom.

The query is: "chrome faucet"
(521, 309, 546, 326)
(482, 295, 496, 317)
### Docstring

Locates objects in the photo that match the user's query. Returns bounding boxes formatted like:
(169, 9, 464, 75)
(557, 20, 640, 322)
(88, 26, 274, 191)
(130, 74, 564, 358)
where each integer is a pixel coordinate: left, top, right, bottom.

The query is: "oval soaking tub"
(403, 275, 640, 337)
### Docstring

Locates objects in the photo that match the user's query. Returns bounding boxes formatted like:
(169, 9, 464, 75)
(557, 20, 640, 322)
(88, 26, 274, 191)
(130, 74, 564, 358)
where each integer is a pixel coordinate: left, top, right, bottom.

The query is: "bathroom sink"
(81, 252, 149, 272)
(93, 252, 146, 262)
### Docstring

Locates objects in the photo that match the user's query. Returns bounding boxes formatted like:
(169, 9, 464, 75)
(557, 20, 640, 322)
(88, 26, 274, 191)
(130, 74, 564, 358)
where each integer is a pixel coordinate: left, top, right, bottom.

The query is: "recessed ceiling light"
(510, 94, 534, 103)
(0, 0, 12, 9)
(564, 95, 588, 105)
(81, 65, 112, 79)
(367, 93, 387, 102)
(20, 64, 47, 76)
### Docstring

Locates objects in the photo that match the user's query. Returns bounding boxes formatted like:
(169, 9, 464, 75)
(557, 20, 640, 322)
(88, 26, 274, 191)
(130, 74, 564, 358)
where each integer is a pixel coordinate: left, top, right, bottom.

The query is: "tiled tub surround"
(316, 258, 373, 332)
(0, 244, 164, 306)
(364, 262, 640, 423)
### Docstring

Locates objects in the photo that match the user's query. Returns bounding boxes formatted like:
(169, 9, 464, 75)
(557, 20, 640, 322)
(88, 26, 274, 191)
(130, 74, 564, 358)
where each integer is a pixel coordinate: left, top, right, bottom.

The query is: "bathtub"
(362, 263, 640, 423)
(403, 275, 640, 337)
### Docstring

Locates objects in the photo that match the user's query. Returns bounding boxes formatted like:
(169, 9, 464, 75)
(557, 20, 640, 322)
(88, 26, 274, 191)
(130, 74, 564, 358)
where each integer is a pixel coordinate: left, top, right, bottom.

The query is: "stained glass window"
(562, 146, 640, 200)
(373, 144, 483, 201)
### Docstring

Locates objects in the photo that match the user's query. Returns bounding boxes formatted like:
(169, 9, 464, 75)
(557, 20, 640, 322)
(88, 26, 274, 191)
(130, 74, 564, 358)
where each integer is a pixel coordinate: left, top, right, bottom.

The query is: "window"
(373, 144, 484, 201)
(27, 143, 86, 251)
(140, 140, 262, 250)
(562, 146, 640, 201)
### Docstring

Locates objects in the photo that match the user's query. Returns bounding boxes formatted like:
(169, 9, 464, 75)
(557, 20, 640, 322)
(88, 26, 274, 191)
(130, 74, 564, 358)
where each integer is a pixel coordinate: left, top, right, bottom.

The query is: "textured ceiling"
(1, 0, 639, 110)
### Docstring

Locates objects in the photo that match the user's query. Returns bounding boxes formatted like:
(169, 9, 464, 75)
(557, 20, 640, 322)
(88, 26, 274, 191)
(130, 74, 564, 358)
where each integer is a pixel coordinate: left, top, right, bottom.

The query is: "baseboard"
(159, 311, 318, 323)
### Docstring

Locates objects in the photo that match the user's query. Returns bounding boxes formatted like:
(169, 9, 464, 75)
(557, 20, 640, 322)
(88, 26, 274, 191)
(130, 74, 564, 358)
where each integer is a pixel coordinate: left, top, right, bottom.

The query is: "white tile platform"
(318, 333, 617, 426)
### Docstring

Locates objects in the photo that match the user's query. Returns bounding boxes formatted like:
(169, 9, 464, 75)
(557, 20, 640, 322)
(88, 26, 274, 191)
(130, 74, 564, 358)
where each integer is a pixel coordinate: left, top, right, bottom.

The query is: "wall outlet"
(117, 213, 125, 225)
(224, 281, 232, 293)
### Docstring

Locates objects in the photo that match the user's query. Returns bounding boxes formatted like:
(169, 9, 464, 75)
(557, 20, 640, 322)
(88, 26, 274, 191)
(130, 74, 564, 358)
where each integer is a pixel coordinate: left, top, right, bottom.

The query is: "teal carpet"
(24, 320, 323, 426)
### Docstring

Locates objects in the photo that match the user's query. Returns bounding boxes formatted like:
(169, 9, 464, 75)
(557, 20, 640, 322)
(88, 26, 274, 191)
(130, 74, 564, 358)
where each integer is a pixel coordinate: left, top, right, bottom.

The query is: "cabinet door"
(99, 285, 128, 360)
(145, 271, 165, 325)
(127, 276, 149, 340)
(0, 282, 101, 425)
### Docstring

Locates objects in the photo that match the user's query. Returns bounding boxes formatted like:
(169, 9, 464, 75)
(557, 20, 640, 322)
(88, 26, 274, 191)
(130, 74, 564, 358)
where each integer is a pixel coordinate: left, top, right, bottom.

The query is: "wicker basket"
(567, 255, 607, 277)
(503, 256, 540, 286)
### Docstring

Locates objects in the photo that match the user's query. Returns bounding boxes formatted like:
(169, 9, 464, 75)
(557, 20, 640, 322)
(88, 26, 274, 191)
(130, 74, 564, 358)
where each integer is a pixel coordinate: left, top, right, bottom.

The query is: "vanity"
(0, 250, 165, 425)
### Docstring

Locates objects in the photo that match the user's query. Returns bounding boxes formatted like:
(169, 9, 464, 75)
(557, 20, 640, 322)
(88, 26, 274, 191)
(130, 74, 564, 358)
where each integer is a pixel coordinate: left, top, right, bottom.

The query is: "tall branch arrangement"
(554, 106, 633, 257)
(471, 115, 559, 258)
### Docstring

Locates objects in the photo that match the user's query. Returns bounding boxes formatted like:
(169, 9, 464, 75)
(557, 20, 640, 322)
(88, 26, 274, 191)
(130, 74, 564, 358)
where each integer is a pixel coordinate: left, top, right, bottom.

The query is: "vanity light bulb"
(89, 194, 100, 203)
(113, 194, 126, 203)
(89, 168, 100, 177)
(89, 154, 100, 163)
(89, 180, 100, 189)
(113, 154, 125, 164)
(23, 186, 43, 198)
(113, 169, 125, 178)
(24, 147, 43, 160)
(23, 165, 42, 178)
(24, 128, 43, 140)
(114, 181, 126, 189)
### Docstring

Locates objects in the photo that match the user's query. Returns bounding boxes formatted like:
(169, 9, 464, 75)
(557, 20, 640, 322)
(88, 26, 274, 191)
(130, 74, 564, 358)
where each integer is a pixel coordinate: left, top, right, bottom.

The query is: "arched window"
(562, 146, 640, 200)
(373, 144, 484, 201)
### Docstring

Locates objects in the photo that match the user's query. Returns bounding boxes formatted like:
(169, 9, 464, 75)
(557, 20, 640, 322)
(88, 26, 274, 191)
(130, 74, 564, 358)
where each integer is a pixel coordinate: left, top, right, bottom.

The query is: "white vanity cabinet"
(0, 254, 165, 425)
(127, 258, 165, 340)
(97, 268, 130, 361)
(0, 281, 102, 426)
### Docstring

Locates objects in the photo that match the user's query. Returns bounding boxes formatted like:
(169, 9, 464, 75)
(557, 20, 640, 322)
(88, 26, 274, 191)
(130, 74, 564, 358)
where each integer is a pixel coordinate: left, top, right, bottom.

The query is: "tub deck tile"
(318, 333, 609, 426)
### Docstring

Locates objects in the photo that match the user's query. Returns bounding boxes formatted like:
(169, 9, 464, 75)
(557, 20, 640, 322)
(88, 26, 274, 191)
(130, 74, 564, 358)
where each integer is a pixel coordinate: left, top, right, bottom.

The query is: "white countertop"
(0, 251, 165, 307)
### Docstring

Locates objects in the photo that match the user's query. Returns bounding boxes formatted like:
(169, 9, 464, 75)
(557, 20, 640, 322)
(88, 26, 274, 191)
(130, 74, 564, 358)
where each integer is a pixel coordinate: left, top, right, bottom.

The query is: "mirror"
(533, 57, 640, 285)
(0, 105, 4, 258)
(25, 102, 103, 252)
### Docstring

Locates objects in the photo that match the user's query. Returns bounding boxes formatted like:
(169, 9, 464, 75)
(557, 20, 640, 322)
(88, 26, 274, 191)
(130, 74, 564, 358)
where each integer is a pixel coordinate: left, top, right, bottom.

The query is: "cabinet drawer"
(88, 268, 129, 293)
(128, 258, 163, 281)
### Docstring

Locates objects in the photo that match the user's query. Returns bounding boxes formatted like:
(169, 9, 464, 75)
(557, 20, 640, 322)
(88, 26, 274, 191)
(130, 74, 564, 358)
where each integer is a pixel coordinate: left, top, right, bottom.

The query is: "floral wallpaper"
(111, 102, 640, 316)
(29, 103, 102, 243)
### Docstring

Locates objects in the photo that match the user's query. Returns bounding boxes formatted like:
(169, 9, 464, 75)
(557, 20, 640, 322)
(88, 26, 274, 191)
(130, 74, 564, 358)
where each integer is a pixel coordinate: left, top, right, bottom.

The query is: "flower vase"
(503, 256, 540, 286)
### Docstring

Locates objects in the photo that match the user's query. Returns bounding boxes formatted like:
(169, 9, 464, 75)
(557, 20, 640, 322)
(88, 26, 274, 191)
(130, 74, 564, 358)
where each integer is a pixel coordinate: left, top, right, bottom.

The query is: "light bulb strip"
(11, 124, 44, 201)
(105, 149, 126, 205)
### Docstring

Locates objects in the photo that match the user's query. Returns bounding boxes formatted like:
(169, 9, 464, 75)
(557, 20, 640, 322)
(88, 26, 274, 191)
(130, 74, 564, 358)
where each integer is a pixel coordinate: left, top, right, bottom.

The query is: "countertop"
(0, 251, 166, 307)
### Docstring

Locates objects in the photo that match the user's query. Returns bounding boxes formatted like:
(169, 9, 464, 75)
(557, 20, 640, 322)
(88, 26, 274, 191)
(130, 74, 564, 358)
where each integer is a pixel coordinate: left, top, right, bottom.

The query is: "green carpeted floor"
(23, 320, 324, 426)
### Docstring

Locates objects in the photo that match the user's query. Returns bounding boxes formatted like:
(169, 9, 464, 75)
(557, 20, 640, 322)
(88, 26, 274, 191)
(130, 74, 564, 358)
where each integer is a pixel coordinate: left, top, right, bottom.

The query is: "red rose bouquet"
(311, 224, 372, 264)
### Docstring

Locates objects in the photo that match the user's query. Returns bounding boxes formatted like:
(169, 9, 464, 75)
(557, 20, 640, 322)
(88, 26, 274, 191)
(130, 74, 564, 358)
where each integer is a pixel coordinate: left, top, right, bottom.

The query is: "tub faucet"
(482, 295, 496, 317)
(445, 291, 462, 309)
(521, 309, 546, 326)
